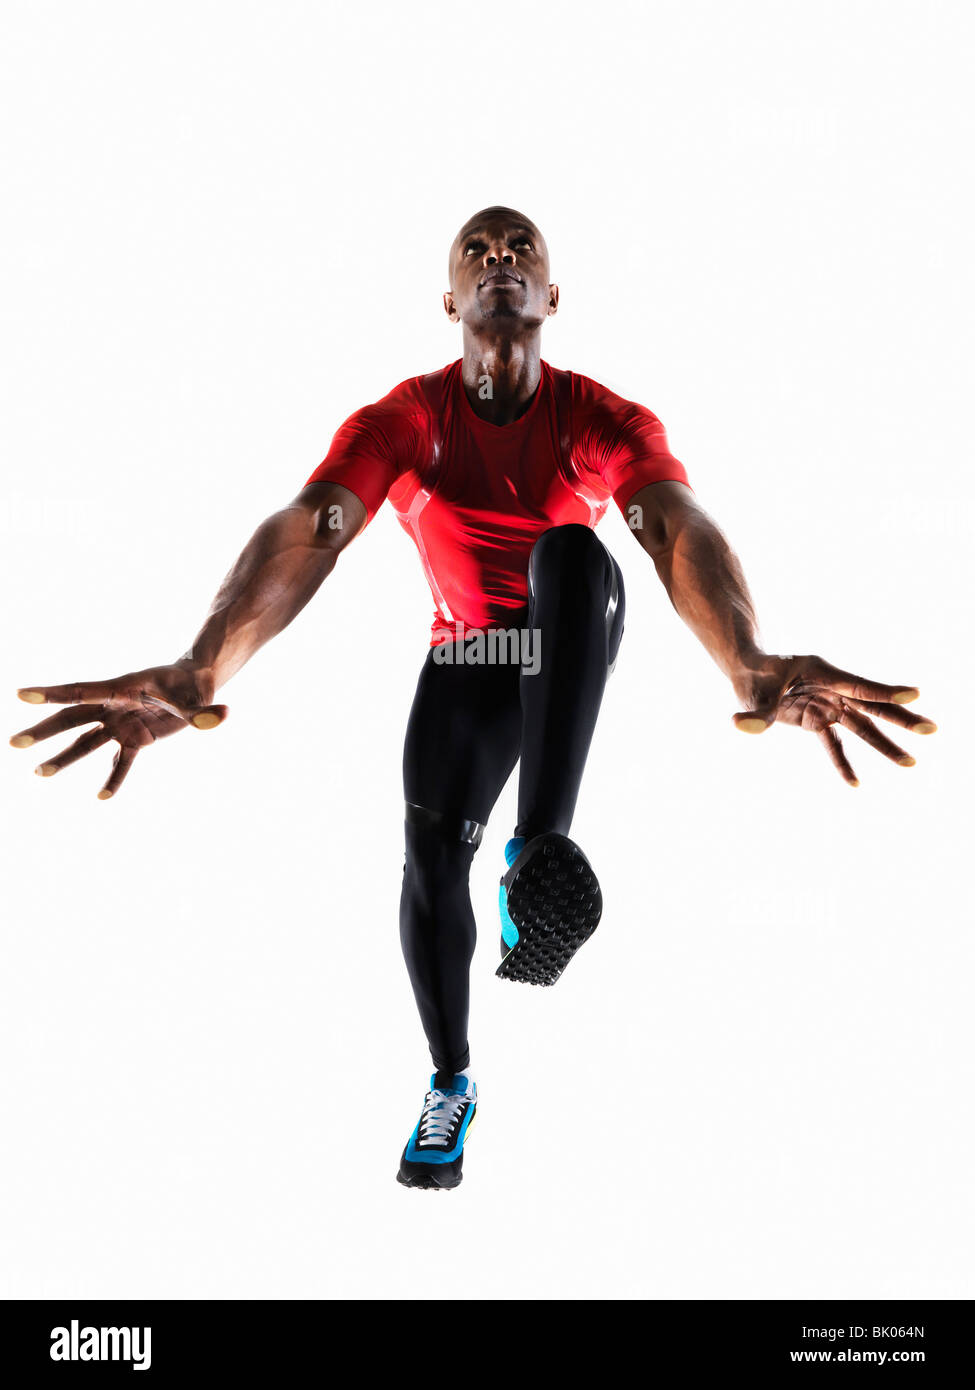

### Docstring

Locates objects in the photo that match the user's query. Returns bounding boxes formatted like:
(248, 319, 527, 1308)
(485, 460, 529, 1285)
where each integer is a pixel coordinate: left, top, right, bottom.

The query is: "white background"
(1, 0, 972, 1299)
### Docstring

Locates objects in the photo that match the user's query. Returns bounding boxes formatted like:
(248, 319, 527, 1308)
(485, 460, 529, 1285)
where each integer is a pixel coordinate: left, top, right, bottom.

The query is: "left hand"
(731, 654, 937, 785)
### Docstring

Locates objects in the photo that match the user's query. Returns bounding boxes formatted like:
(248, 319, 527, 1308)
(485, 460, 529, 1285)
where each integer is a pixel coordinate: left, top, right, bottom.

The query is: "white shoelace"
(418, 1089, 469, 1146)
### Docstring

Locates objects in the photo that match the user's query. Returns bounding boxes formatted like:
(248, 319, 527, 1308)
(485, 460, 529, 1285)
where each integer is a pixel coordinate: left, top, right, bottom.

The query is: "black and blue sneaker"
(497, 832, 602, 986)
(397, 1070, 477, 1190)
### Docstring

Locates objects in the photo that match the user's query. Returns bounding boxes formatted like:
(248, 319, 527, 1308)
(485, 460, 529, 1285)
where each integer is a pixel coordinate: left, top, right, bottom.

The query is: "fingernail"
(736, 716, 768, 734)
(849, 779, 860, 787)
(898, 755, 916, 767)
(10, 734, 35, 748)
(35, 762, 58, 777)
(18, 690, 46, 704)
(915, 721, 937, 735)
(191, 711, 221, 730)
(892, 688, 920, 704)
(97, 789, 113, 800)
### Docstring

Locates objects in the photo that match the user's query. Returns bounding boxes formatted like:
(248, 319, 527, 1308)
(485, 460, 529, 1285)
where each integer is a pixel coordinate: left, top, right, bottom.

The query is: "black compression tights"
(399, 524, 626, 1072)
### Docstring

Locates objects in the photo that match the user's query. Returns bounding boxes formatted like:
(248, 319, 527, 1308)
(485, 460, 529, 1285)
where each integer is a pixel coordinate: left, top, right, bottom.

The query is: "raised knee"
(530, 523, 609, 586)
(532, 522, 594, 558)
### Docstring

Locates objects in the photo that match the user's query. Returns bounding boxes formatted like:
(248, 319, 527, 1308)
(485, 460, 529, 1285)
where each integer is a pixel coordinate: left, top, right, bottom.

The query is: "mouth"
(479, 268, 523, 289)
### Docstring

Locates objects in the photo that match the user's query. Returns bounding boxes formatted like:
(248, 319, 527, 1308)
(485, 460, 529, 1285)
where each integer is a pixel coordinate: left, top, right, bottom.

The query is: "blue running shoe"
(498, 836, 526, 959)
(497, 832, 602, 986)
(397, 1070, 477, 1190)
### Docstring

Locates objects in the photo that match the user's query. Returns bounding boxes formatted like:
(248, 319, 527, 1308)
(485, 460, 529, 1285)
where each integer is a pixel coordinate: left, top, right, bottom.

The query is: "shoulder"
(547, 366, 669, 469)
(333, 363, 458, 451)
(559, 366, 665, 432)
(348, 370, 441, 426)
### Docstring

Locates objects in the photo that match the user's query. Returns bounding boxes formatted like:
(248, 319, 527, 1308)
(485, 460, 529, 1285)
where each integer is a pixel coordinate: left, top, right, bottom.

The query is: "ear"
(547, 283, 560, 317)
(443, 290, 460, 323)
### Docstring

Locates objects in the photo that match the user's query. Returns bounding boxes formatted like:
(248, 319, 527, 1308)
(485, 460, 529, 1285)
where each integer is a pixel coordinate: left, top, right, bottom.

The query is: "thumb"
(188, 704, 229, 730)
(732, 704, 778, 734)
(732, 660, 797, 733)
(141, 692, 229, 729)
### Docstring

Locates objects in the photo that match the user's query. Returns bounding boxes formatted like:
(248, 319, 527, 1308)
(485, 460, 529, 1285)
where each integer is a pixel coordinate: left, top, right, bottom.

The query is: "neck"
(459, 330, 543, 425)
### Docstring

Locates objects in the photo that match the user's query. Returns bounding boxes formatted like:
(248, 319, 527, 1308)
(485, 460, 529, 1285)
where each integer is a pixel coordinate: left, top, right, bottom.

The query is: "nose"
(483, 239, 517, 269)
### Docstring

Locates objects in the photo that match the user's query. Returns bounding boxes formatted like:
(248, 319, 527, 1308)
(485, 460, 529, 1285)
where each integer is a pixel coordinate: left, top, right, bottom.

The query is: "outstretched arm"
(625, 480, 937, 784)
(11, 480, 367, 797)
(178, 479, 367, 691)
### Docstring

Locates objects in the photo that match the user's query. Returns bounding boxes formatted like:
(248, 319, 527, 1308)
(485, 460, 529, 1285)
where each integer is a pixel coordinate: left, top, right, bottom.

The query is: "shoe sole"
(496, 833, 602, 986)
(396, 1170, 462, 1190)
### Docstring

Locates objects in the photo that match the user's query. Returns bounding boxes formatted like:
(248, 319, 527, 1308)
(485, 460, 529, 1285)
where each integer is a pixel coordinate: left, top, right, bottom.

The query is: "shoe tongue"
(432, 1069, 469, 1094)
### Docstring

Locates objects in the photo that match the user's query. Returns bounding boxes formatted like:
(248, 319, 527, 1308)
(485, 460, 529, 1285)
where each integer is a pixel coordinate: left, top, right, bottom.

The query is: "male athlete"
(12, 206, 936, 1190)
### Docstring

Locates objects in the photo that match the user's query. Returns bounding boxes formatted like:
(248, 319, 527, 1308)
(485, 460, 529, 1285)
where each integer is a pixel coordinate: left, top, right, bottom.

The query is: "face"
(444, 206, 558, 329)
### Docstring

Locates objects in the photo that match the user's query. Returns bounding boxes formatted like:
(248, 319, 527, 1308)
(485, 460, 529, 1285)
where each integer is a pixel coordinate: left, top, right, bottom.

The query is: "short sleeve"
(305, 379, 427, 523)
(570, 374, 693, 514)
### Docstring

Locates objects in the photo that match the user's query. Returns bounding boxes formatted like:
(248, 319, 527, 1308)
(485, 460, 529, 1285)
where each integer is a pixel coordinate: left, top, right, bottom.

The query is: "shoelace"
(417, 1089, 469, 1146)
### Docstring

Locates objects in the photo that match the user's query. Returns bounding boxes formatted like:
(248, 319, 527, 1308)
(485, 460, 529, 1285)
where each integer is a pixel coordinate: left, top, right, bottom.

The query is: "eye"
(463, 241, 485, 257)
(513, 238, 533, 250)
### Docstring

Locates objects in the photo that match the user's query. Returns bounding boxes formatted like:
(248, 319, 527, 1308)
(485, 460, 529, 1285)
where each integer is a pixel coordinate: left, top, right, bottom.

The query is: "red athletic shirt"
(306, 359, 692, 645)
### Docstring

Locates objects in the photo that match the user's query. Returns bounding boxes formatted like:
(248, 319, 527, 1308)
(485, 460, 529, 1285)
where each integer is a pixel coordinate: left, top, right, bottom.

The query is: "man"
(12, 206, 936, 1191)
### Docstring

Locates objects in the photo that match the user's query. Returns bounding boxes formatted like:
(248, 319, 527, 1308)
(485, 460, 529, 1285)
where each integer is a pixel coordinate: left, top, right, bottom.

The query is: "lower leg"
(399, 813, 479, 1073)
(515, 524, 625, 839)
(400, 649, 522, 1067)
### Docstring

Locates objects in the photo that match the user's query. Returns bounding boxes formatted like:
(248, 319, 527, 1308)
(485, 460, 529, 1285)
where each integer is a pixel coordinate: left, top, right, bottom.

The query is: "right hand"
(10, 663, 228, 799)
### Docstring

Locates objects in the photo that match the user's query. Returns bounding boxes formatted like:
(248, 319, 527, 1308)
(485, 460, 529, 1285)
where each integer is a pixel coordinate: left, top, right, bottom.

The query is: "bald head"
(447, 206, 549, 287)
(443, 206, 558, 334)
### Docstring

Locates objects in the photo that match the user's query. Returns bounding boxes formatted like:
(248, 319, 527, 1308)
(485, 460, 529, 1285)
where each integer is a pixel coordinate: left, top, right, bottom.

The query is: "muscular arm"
(178, 480, 367, 697)
(625, 480, 934, 782)
(626, 480, 763, 702)
(12, 479, 368, 797)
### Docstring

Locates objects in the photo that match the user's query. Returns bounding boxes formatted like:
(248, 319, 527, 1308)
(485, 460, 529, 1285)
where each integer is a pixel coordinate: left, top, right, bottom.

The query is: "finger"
(18, 681, 119, 705)
(18, 680, 228, 728)
(97, 746, 137, 800)
(189, 703, 228, 730)
(139, 695, 229, 730)
(818, 726, 860, 786)
(733, 710, 774, 733)
(838, 707, 915, 767)
(802, 659, 919, 705)
(840, 697, 937, 735)
(732, 671, 796, 732)
(10, 704, 105, 749)
(34, 727, 111, 777)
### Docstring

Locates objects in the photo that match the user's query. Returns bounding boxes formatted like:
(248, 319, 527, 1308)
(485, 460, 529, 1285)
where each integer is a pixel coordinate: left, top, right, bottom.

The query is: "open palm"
(11, 665, 226, 799)
(732, 654, 937, 785)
